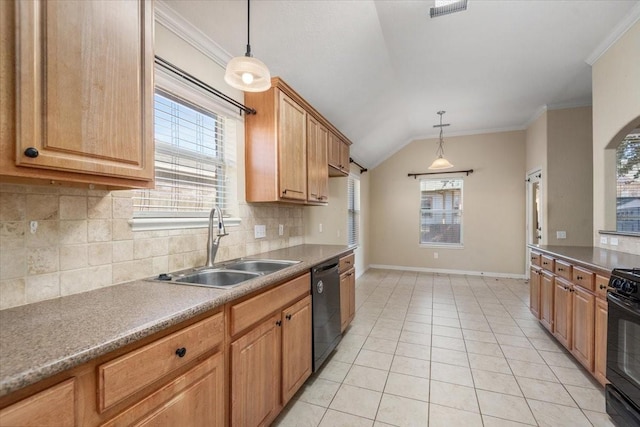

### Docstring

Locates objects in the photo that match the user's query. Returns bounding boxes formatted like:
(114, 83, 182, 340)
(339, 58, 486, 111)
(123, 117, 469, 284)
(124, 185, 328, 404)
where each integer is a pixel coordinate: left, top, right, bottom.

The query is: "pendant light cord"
(245, 0, 252, 57)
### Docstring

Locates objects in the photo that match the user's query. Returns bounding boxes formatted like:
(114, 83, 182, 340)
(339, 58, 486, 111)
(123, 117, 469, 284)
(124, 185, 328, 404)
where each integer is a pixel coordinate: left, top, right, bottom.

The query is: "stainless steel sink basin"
(223, 259, 299, 274)
(153, 259, 300, 289)
(173, 269, 260, 287)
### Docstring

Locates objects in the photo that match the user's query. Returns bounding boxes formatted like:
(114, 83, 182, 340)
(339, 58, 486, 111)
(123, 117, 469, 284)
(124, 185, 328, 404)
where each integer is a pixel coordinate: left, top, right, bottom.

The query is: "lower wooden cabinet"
(571, 286, 595, 371)
(540, 271, 555, 332)
(553, 278, 573, 349)
(340, 268, 356, 332)
(102, 353, 225, 427)
(529, 266, 541, 319)
(282, 296, 313, 403)
(0, 378, 76, 427)
(594, 298, 609, 385)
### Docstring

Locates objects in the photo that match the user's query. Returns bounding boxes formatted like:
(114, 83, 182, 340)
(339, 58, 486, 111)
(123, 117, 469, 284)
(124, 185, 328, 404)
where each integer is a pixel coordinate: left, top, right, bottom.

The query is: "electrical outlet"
(556, 231, 566, 239)
(319, 223, 323, 233)
(30, 221, 38, 234)
(278, 224, 284, 236)
(254, 224, 266, 239)
(610, 237, 619, 246)
(434, 252, 439, 259)
(600, 236, 608, 244)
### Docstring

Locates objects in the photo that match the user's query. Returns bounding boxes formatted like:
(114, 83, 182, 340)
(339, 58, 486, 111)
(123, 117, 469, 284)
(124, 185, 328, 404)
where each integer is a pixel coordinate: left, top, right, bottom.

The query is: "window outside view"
(617, 131, 640, 233)
(420, 178, 463, 245)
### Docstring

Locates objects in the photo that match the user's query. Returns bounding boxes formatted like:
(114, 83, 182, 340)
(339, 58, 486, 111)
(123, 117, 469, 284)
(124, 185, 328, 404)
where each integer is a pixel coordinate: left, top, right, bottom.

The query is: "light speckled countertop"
(528, 244, 640, 276)
(0, 244, 351, 397)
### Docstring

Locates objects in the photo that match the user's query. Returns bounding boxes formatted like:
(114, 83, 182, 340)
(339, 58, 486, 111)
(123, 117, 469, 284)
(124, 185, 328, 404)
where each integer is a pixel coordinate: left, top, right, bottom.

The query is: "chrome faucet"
(205, 207, 228, 267)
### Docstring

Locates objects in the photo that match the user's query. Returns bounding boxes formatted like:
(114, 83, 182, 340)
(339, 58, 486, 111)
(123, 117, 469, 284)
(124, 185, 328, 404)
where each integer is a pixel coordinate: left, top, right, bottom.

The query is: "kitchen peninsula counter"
(528, 244, 640, 276)
(0, 244, 352, 397)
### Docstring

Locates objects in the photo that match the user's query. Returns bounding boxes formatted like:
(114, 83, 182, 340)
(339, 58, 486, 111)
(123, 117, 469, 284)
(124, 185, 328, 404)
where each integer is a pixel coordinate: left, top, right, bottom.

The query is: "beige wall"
(525, 112, 548, 242)
(0, 22, 306, 310)
(592, 21, 640, 253)
(547, 107, 593, 246)
(370, 131, 526, 276)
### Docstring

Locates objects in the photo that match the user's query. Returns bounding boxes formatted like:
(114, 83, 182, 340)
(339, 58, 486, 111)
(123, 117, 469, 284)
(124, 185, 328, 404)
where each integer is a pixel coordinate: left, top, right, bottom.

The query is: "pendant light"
(428, 110, 454, 170)
(224, 0, 271, 92)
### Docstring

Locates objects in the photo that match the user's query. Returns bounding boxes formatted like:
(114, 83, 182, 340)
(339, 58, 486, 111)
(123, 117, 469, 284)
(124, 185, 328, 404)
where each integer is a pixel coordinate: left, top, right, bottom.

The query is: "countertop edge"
(527, 244, 639, 276)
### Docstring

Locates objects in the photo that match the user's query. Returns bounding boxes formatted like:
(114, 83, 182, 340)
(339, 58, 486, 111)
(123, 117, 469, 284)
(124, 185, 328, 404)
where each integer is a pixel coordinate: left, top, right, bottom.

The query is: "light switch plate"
(556, 231, 566, 239)
(610, 237, 619, 246)
(600, 236, 608, 244)
(254, 224, 266, 239)
(278, 224, 284, 236)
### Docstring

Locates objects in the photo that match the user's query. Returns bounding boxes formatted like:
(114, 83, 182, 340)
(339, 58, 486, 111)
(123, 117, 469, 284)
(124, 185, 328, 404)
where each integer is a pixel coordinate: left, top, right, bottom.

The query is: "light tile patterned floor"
(272, 269, 615, 427)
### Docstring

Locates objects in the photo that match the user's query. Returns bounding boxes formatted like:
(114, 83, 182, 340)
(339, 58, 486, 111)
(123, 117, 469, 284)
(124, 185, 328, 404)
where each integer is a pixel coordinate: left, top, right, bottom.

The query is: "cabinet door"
(231, 314, 281, 427)
(316, 125, 329, 200)
(553, 279, 573, 349)
(102, 353, 225, 427)
(529, 267, 541, 319)
(328, 133, 341, 169)
(306, 116, 328, 203)
(15, 0, 153, 182)
(278, 92, 307, 201)
(540, 271, 555, 332)
(282, 296, 312, 404)
(594, 298, 608, 385)
(339, 140, 350, 174)
(349, 269, 356, 323)
(0, 379, 75, 427)
(340, 272, 350, 333)
(571, 286, 595, 371)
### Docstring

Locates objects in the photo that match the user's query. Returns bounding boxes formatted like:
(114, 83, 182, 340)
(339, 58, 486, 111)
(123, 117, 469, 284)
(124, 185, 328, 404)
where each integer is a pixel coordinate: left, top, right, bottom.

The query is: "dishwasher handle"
(313, 261, 339, 275)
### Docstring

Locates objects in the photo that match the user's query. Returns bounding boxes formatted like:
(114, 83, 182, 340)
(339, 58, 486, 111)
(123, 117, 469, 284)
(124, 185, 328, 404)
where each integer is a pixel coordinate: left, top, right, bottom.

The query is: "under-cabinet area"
(0, 245, 353, 427)
(528, 247, 612, 385)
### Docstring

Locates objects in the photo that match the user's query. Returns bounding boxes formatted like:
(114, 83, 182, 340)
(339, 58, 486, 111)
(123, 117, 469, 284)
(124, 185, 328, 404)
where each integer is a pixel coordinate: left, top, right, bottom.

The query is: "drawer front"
(530, 252, 541, 267)
(572, 266, 595, 292)
(541, 255, 555, 272)
(555, 260, 572, 280)
(339, 253, 355, 272)
(230, 273, 310, 337)
(0, 378, 75, 427)
(595, 274, 610, 299)
(98, 312, 224, 412)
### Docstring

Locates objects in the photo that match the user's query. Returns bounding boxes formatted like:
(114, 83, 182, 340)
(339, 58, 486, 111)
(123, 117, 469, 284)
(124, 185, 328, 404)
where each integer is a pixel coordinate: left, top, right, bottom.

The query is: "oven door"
(607, 292, 640, 409)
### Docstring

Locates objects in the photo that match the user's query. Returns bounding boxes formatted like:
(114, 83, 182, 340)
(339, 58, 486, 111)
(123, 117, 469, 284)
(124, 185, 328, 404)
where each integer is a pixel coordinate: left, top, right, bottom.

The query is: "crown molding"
(585, 2, 640, 66)
(155, 0, 232, 68)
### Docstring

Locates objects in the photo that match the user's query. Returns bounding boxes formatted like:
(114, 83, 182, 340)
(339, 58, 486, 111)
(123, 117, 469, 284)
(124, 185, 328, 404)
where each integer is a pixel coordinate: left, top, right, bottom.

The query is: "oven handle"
(607, 292, 640, 315)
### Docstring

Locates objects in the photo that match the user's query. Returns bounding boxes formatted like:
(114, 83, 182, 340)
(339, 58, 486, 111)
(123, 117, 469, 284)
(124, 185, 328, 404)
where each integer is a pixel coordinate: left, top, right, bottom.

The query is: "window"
(348, 175, 360, 247)
(132, 69, 238, 230)
(420, 178, 463, 246)
(616, 131, 640, 232)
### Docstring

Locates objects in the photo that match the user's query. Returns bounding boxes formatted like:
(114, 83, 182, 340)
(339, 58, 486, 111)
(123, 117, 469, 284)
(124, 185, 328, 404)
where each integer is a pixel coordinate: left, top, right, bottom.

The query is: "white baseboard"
(368, 264, 526, 279)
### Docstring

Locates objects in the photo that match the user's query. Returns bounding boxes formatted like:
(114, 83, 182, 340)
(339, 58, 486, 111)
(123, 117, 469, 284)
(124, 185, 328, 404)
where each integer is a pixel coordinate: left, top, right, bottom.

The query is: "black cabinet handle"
(175, 347, 187, 358)
(558, 267, 564, 271)
(577, 275, 583, 280)
(276, 320, 282, 326)
(24, 147, 39, 158)
(600, 284, 606, 290)
(286, 314, 292, 320)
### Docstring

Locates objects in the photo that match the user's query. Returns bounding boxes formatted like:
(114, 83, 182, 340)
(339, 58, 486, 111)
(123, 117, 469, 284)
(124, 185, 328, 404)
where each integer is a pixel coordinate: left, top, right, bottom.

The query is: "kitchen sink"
(153, 259, 300, 289)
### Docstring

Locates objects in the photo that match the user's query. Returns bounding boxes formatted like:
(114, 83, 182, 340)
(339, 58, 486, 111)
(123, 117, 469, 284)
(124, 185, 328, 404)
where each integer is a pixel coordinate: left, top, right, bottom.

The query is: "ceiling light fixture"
(430, 0, 468, 18)
(428, 111, 454, 170)
(224, 0, 271, 92)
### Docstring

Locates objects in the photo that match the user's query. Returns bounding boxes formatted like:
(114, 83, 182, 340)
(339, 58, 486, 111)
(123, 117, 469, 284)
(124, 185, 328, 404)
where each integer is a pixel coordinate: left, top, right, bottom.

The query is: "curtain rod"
(408, 169, 473, 179)
(349, 158, 368, 173)
(154, 56, 257, 116)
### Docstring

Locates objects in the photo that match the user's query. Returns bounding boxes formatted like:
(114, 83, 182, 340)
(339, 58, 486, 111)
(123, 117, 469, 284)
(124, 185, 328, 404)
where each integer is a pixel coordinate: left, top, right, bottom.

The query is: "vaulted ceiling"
(162, 0, 639, 168)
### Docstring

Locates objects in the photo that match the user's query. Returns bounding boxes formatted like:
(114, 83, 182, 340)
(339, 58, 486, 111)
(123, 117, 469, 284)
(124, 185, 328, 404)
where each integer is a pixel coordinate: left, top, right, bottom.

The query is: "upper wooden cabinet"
(328, 132, 350, 176)
(0, 0, 154, 188)
(307, 116, 329, 204)
(244, 77, 352, 204)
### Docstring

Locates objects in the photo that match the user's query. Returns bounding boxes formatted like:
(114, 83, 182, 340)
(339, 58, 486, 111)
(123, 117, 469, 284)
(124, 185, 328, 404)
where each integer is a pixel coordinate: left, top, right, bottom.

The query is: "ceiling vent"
(430, 0, 468, 18)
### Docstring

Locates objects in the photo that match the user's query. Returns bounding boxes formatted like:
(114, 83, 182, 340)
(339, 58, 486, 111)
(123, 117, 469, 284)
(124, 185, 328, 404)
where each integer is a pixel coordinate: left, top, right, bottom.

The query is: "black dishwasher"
(311, 258, 342, 372)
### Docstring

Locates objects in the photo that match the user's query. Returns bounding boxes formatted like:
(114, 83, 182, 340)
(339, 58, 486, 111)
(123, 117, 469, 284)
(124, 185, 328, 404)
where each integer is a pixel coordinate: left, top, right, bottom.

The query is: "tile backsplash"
(0, 183, 303, 309)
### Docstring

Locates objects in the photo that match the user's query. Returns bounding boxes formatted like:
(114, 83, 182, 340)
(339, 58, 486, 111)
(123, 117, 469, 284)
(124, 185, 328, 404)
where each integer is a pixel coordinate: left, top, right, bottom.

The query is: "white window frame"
(419, 177, 464, 248)
(348, 174, 361, 247)
(130, 67, 241, 231)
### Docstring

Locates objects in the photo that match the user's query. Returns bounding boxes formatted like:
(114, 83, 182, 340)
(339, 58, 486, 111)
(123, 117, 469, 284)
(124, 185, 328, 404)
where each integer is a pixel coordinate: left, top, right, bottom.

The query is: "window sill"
(129, 217, 241, 232)
(598, 230, 640, 238)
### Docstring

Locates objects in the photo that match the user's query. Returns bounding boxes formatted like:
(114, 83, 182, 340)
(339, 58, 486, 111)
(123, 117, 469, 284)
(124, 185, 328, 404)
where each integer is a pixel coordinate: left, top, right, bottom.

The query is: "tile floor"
(273, 269, 614, 427)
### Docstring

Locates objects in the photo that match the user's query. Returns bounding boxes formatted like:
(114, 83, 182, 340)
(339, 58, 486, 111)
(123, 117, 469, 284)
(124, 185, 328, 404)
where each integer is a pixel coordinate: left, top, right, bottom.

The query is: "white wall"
(369, 131, 526, 276)
(592, 20, 640, 254)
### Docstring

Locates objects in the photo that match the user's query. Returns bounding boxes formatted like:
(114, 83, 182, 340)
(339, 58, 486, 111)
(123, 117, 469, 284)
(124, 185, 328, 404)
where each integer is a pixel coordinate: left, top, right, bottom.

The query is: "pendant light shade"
(224, 0, 271, 92)
(428, 110, 454, 170)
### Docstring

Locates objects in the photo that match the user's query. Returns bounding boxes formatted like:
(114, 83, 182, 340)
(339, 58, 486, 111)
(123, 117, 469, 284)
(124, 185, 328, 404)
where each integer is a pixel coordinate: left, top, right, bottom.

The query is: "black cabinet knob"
(175, 347, 187, 358)
(276, 320, 282, 326)
(24, 147, 39, 158)
(285, 314, 292, 320)
(600, 284, 606, 290)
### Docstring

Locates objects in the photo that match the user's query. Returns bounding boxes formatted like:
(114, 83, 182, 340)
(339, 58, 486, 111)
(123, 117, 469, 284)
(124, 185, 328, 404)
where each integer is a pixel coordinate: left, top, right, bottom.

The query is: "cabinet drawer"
(541, 255, 555, 272)
(530, 252, 541, 267)
(0, 379, 75, 427)
(339, 253, 355, 272)
(596, 274, 610, 299)
(230, 273, 310, 336)
(98, 312, 223, 412)
(555, 260, 572, 280)
(572, 266, 595, 292)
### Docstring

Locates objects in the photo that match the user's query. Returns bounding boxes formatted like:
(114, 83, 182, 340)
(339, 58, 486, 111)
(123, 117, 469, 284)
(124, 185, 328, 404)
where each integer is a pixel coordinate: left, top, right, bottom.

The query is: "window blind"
(348, 175, 361, 247)
(420, 178, 463, 245)
(134, 89, 237, 218)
